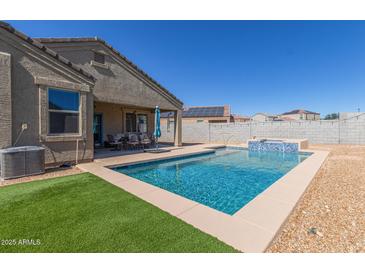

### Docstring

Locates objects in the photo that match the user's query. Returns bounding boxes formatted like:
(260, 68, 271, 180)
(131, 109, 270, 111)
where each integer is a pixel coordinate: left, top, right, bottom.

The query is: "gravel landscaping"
(0, 167, 83, 187)
(268, 144, 365, 252)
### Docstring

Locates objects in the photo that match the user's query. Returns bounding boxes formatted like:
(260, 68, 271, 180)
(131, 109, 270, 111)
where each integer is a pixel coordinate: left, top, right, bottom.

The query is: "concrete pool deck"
(78, 143, 328, 252)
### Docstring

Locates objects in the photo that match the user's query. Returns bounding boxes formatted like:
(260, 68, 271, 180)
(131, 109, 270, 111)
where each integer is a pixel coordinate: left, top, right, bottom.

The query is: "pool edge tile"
(140, 189, 199, 216)
(78, 163, 160, 196)
(233, 195, 294, 234)
(178, 204, 274, 252)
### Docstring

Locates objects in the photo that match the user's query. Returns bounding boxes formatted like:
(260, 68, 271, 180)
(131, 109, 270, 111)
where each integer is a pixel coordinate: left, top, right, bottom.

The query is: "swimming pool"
(113, 147, 310, 215)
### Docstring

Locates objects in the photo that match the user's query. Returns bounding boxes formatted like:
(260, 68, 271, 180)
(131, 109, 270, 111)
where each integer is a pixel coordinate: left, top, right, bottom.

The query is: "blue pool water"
(113, 148, 310, 215)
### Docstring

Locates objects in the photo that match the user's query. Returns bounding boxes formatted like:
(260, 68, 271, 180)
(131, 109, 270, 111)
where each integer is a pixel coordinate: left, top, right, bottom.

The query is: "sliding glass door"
(126, 113, 148, 133)
(93, 113, 103, 147)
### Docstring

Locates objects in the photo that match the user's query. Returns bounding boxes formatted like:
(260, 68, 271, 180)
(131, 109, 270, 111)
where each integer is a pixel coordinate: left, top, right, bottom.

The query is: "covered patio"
(94, 142, 175, 159)
(93, 101, 182, 157)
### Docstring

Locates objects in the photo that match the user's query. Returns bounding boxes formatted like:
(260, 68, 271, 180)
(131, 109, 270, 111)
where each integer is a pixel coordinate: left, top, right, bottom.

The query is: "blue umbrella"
(153, 106, 161, 148)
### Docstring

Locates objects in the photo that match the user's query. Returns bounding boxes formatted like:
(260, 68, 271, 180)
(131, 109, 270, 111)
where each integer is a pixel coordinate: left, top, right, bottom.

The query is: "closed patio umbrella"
(153, 106, 161, 149)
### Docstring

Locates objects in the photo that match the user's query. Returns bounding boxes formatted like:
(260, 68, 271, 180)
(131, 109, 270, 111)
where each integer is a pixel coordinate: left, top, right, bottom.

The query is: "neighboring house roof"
(35, 37, 183, 106)
(0, 21, 95, 82)
(252, 112, 277, 118)
(281, 109, 320, 115)
(161, 105, 230, 118)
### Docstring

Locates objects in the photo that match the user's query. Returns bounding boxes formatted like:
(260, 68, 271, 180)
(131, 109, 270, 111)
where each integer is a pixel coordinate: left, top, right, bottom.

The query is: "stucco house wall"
(38, 39, 183, 146)
(251, 113, 272, 122)
(0, 22, 184, 172)
(280, 113, 320, 121)
(311, 114, 320, 120)
(39, 41, 182, 112)
(0, 27, 95, 167)
(0, 51, 12, 148)
(279, 113, 301, 120)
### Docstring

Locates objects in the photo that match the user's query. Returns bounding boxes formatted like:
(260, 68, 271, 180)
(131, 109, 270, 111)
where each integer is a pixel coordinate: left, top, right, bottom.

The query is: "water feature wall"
(248, 139, 299, 153)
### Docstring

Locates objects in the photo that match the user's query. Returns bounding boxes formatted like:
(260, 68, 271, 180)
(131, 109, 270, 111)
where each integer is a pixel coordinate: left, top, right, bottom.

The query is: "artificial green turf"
(0, 173, 237, 252)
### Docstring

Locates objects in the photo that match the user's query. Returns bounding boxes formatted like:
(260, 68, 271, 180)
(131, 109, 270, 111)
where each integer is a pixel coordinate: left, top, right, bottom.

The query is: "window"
(94, 52, 105, 64)
(126, 113, 137, 132)
(48, 88, 80, 134)
(137, 114, 148, 133)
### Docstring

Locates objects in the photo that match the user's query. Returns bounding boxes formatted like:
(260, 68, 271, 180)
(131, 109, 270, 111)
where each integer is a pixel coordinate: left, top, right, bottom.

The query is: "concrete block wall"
(160, 114, 365, 145)
(160, 122, 210, 143)
(339, 114, 365, 144)
(209, 123, 251, 144)
(246, 120, 340, 144)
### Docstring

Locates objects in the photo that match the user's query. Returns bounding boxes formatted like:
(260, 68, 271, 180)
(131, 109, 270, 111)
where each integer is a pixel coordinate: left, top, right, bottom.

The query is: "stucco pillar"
(174, 110, 182, 147)
(0, 52, 12, 148)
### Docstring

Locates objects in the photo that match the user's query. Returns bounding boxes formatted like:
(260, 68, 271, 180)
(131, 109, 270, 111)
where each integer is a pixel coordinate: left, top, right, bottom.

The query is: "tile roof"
(281, 109, 320, 115)
(253, 112, 277, 118)
(35, 37, 183, 106)
(0, 21, 95, 82)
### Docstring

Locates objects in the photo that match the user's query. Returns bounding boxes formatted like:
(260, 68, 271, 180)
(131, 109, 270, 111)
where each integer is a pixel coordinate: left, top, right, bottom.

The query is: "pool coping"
(78, 144, 329, 252)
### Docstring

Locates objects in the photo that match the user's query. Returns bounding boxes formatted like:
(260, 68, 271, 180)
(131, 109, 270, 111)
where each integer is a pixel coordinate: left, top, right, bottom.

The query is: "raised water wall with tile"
(248, 140, 299, 153)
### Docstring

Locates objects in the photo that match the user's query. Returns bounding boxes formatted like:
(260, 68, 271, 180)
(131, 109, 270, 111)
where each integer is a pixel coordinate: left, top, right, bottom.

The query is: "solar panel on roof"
(182, 107, 225, 117)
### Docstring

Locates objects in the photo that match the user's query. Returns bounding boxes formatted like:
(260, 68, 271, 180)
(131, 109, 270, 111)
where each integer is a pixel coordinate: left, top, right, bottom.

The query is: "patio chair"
(140, 133, 152, 149)
(120, 134, 129, 150)
(106, 134, 122, 151)
(127, 133, 140, 150)
(115, 133, 123, 142)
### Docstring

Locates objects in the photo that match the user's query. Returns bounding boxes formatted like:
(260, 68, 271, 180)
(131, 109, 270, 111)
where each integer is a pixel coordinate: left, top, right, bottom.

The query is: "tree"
(324, 113, 339, 120)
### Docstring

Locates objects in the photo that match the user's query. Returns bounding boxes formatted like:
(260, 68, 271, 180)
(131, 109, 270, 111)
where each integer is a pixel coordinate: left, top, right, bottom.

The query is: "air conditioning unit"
(0, 146, 45, 180)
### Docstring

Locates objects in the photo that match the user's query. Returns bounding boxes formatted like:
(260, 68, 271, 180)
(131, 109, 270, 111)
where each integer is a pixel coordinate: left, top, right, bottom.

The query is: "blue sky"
(8, 20, 365, 116)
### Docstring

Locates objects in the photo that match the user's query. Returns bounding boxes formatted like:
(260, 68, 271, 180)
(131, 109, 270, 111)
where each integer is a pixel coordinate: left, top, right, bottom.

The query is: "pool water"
(113, 148, 310, 215)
